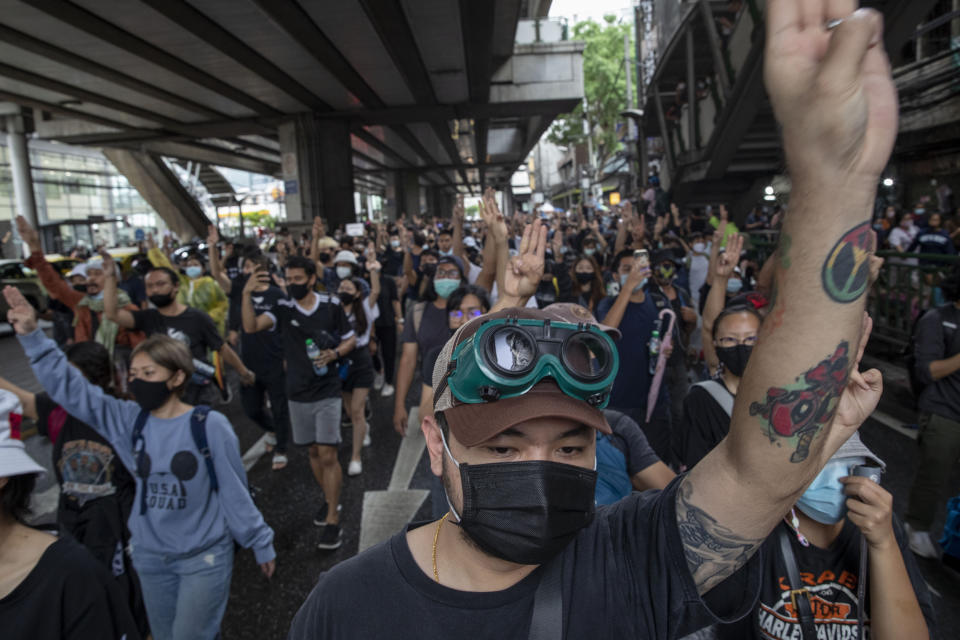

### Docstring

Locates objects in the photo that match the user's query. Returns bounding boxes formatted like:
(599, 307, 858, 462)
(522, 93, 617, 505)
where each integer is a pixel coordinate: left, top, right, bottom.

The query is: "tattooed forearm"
(821, 221, 875, 303)
(676, 478, 763, 595)
(749, 341, 850, 462)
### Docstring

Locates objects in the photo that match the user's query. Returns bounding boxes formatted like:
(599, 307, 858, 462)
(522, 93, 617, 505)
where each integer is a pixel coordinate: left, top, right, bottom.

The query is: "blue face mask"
(185, 266, 203, 279)
(439, 249, 454, 257)
(619, 273, 646, 293)
(433, 277, 460, 298)
(584, 247, 596, 257)
(726, 278, 743, 294)
(796, 457, 866, 524)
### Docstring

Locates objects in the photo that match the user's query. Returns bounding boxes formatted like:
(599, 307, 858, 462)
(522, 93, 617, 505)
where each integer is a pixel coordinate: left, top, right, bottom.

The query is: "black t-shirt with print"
(289, 477, 760, 639)
(238, 283, 285, 373)
(131, 307, 223, 362)
(35, 393, 135, 523)
(265, 292, 353, 402)
(674, 381, 734, 471)
(715, 519, 937, 640)
(0, 535, 142, 640)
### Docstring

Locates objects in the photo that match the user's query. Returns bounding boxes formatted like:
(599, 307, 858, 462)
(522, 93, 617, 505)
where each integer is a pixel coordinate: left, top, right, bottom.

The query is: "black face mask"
(73, 284, 88, 293)
(443, 436, 597, 565)
(716, 344, 753, 377)
(317, 252, 331, 264)
(287, 283, 311, 301)
(129, 377, 173, 412)
(339, 292, 355, 305)
(575, 272, 593, 285)
(148, 293, 175, 308)
(421, 262, 437, 277)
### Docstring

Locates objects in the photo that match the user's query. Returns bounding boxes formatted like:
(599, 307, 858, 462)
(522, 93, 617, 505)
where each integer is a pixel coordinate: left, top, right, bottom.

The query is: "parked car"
(0, 259, 49, 317)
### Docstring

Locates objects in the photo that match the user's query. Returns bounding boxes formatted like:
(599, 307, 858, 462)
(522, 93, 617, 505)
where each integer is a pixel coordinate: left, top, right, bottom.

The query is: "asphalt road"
(6, 331, 958, 640)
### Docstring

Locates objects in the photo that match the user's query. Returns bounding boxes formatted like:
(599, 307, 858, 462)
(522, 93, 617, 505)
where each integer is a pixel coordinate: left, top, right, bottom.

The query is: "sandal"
(271, 453, 288, 471)
(264, 432, 277, 452)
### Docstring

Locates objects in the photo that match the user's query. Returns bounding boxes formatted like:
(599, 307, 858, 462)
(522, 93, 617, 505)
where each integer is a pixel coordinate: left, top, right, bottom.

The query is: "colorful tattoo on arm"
(749, 341, 850, 462)
(821, 222, 875, 303)
(676, 478, 763, 595)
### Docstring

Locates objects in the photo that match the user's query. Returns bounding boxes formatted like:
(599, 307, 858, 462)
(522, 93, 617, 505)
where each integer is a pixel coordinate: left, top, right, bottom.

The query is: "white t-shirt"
(347, 296, 380, 348)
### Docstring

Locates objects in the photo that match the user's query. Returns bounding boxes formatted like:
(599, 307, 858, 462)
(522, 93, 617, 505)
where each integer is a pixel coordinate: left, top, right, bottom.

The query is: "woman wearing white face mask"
(332, 250, 358, 285)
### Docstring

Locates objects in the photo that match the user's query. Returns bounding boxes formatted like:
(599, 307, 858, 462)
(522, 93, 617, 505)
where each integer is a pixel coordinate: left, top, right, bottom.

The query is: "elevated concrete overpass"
(0, 0, 582, 236)
(637, 0, 940, 221)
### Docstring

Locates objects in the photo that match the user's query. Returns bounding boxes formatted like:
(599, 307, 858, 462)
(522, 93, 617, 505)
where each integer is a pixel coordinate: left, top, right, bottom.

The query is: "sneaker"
(313, 500, 342, 526)
(905, 523, 940, 559)
(373, 371, 384, 390)
(341, 412, 351, 427)
(347, 460, 362, 476)
(362, 430, 372, 447)
(381, 383, 395, 397)
(317, 524, 343, 550)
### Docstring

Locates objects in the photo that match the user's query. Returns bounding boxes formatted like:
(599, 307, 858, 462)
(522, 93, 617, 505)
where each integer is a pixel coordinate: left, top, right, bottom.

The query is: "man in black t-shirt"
(289, 6, 899, 636)
(103, 261, 254, 405)
(242, 256, 356, 550)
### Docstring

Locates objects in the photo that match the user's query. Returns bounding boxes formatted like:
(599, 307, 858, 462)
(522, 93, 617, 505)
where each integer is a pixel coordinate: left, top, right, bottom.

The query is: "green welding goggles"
(444, 318, 619, 408)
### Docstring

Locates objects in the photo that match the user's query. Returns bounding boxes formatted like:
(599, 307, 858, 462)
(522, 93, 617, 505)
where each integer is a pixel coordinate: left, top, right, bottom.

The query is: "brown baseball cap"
(432, 304, 616, 447)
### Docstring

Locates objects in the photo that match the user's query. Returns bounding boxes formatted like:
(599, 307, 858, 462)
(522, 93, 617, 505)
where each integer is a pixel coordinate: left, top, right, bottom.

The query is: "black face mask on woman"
(716, 344, 753, 377)
(440, 431, 597, 565)
(339, 292, 356, 305)
(129, 378, 173, 411)
(575, 272, 593, 285)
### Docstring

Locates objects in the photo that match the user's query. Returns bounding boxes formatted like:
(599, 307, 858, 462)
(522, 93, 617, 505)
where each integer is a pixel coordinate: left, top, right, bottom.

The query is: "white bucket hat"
(0, 390, 45, 478)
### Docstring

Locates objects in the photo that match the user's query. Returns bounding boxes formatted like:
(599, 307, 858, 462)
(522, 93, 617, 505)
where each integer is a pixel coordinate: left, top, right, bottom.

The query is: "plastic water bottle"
(306, 339, 327, 376)
(648, 330, 660, 375)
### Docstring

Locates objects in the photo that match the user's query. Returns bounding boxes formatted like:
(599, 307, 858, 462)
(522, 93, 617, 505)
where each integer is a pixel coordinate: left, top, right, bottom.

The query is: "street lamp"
(882, 178, 894, 187)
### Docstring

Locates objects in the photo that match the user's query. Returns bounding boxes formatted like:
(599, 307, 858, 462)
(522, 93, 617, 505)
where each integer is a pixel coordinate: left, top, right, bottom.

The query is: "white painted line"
(871, 410, 918, 441)
(387, 408, 425, 491)
(358, 489, 429, 552)
(242, 433, 271, 471)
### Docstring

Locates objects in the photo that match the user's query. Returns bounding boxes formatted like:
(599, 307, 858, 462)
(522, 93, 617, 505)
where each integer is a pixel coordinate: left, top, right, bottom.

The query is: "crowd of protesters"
(1, 2, 957, 638)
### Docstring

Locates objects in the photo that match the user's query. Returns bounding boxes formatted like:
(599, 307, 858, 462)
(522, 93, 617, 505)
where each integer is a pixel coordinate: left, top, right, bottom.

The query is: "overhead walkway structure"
(0, 0, 582, 234)
(636, 0, 941, 221)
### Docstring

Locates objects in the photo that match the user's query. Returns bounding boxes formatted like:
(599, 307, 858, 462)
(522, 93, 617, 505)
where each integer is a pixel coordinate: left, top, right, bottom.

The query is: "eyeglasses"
(449, 308, 484, 319)
(436, 268, 460, 279)
(716, 335, 758, 348)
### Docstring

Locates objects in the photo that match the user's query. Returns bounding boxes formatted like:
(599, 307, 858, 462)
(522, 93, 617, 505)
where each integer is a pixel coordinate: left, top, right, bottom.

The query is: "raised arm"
(5, 286, 138, 465)
(701, 234, 744, 375)
(101, 250, 136, 330)
(490, 220, 546, 313)
(451, 195, 465, 261)
(367, 257, 382, 302)
(207, 225, 232, 293)
(678, 1, 896, 594)
(17, 216, 84, 310)
(240, 269, 276, 334)
(478, 187, 509, 296)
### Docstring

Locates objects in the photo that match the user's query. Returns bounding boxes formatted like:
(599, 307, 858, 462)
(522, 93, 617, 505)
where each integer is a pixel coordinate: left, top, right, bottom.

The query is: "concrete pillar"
(278, 115, 356, 230)
(398, 171, 421, 219)
(5, 114, 39, 232)
(382, 172, 398, 221)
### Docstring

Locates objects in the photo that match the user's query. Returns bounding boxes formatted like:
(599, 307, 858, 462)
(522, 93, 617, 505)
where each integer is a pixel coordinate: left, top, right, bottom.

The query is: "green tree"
(242, 209, 275, 229)
(548, 16, 632, 174)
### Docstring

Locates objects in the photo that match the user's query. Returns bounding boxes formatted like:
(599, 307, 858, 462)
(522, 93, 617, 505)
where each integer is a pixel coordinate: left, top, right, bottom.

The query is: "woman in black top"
(0, 342, 148, 637)
(0, 389, 142, 640)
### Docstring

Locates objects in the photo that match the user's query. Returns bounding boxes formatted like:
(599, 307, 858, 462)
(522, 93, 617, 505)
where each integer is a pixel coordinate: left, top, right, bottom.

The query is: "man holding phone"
(597, 248, 675, 464)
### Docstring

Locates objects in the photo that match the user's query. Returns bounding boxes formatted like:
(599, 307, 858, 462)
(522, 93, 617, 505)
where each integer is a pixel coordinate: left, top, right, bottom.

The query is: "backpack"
(595, 432, 633, 505)
(905, 305, 958, 403)
(941, 494, 960, 562)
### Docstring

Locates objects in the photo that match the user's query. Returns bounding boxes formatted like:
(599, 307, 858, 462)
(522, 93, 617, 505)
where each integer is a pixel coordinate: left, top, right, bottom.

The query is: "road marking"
(360, 407, 430, 550)
(871, 410, 918, 441)
(242, 433, 271, 471)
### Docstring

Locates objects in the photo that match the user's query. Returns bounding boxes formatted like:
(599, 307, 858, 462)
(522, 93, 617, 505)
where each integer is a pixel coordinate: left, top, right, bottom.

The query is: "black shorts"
(342, 348, 375, 391)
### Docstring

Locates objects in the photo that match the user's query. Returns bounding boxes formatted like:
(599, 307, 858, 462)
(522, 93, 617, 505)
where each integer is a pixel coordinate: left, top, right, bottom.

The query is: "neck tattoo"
(432, 512, 450, 582)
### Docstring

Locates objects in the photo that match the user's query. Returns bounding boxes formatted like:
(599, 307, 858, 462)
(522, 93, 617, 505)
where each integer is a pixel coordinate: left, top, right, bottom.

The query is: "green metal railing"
(742, 232, 959, 351)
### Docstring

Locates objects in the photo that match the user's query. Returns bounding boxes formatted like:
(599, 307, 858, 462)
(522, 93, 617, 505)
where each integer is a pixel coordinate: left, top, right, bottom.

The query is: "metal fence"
(742, 232, 959, 351)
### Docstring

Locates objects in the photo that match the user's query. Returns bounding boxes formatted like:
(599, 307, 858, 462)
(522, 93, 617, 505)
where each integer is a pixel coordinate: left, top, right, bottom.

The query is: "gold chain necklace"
(432, 512, 450, 582)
